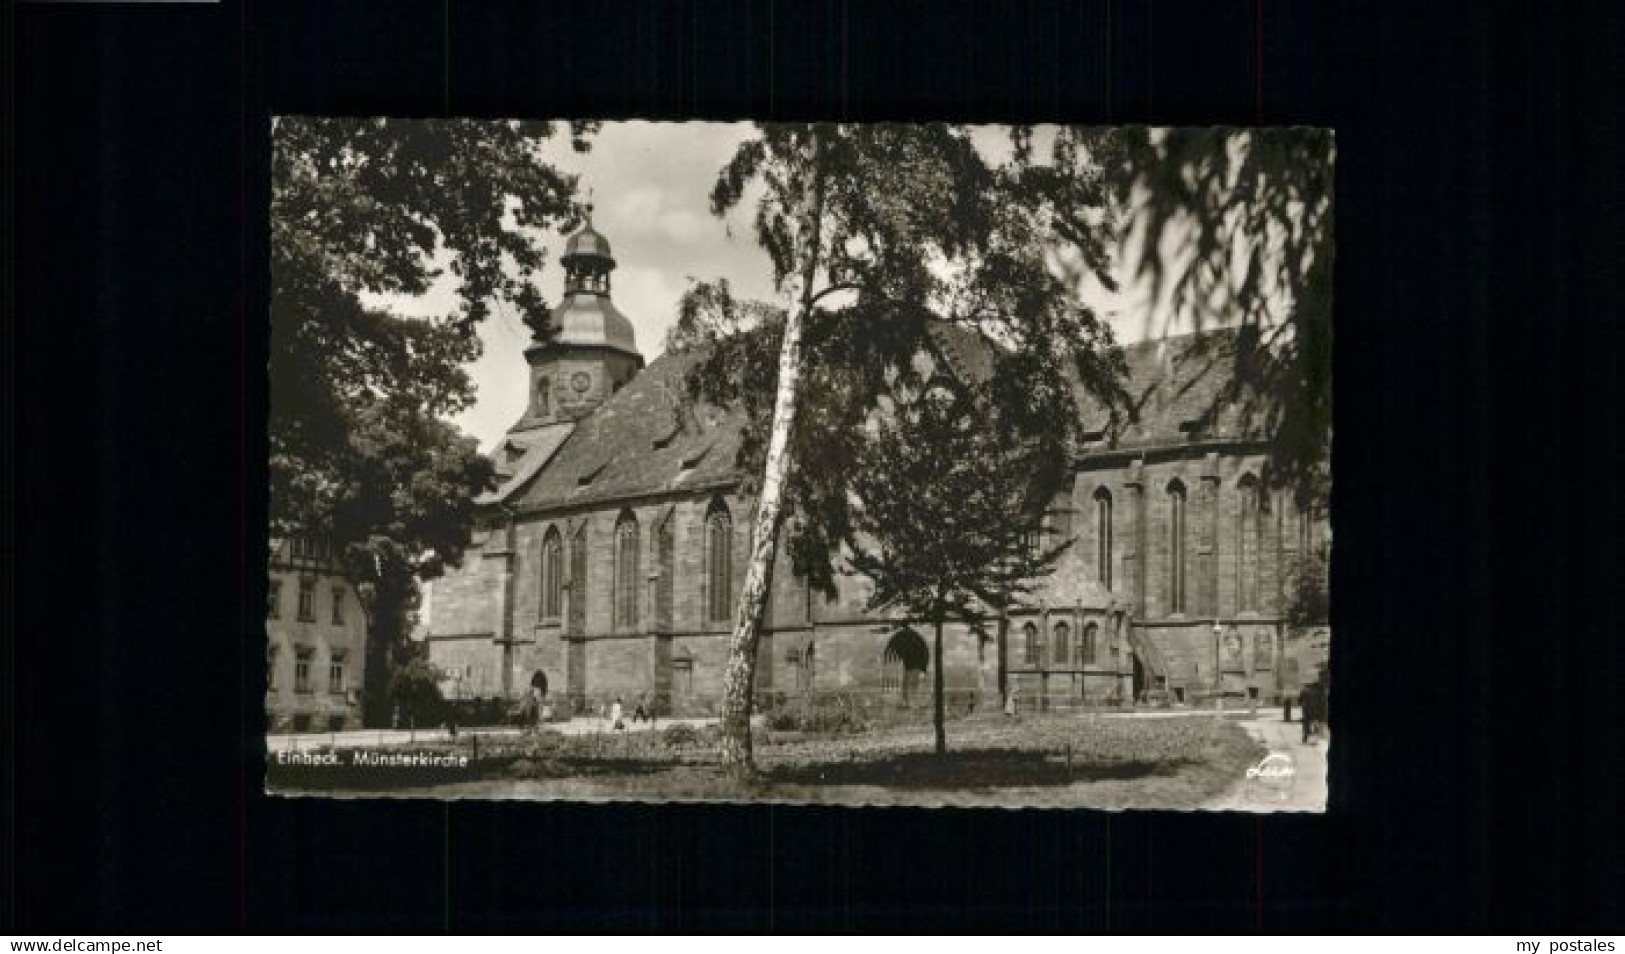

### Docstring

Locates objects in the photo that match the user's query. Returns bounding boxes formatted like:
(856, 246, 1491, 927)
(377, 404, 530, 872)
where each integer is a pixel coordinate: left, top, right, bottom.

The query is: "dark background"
(8, 0, 1622, 933)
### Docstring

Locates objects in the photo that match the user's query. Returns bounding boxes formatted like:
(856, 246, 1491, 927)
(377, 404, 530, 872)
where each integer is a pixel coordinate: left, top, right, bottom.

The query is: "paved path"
(265, 716, 730, 753)
(1202, 712, 1329, 812)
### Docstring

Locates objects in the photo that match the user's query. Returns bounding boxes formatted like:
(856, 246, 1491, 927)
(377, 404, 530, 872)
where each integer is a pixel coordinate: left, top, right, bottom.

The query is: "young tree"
(844, 351, 1075, 754)
(674, 123, 1127, 775)
(1282, 546, 1331, 637)
(270, 118, 595, 722)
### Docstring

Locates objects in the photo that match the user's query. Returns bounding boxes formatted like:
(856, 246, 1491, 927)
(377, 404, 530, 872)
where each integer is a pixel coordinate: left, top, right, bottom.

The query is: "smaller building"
(265, 536, 368, 732)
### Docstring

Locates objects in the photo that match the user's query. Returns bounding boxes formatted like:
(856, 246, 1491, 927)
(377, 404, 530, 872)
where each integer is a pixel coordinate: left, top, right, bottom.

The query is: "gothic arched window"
(1053, 621, 1072, 665)
(705, 498, 733, 623)
(613, 511, 640, 629)
(1237, 475, 1261, 612)
(655, 510, 675, 629)
(1168, 479, 1188, 614)
(1082, 622, 1100, 666)
(540, 526, 563, 620)
(1022, 622, 1041, 666)
(1094, 487, 1114, 589)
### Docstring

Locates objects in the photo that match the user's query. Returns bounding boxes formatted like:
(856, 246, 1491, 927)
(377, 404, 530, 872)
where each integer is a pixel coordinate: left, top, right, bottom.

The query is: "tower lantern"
(510, 199, 643, 431)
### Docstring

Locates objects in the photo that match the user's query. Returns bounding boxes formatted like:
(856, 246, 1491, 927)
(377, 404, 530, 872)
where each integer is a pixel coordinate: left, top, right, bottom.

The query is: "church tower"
(514, 206, 644, 432)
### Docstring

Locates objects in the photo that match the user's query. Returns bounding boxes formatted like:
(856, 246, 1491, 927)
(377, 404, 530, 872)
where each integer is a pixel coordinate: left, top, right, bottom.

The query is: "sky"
(365, 122, 1269, 452)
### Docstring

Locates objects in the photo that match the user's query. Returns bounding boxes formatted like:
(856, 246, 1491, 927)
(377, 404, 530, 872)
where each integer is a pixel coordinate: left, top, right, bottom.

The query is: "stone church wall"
(419, 443, 1326, 717)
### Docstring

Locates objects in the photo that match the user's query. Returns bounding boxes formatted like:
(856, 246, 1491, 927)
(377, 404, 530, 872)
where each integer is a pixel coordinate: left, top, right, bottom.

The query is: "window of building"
(297, 577, 316, 622)
(331, 586, 345, 625)
(1082, 622, 1100, 666)
(1255, 630, 1274, 669)
(1238, 475, 1261, 612)
(328, 651, 346, 694)
(540, 526, 563, 620)
(1053, 621, 1072, 665)
(267, 579, 281, 619)
(1094, 487, 1114, 588)
(268, 644, 279, 690)
(294, 647, 314, 694)
(656, 512, 675, 628)
(1022, 622, 1041, 666)
(537, 376, 551, 416)
(1168, 480, 1188, 614)
(706, 499, 733, 623)
(613, 510, 640, 628)
(569, 522, 588, 630)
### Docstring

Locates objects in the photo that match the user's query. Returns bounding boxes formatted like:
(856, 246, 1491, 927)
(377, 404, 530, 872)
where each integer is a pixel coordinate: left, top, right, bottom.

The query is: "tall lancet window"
(706, 498, 733, 623)
(1168, 480, 1188, 614)
(1094, 487, 1114, 589)
(1237, 475, 1261, 612)
(614, 510, 640, 629)
(540, 526, 563, 620)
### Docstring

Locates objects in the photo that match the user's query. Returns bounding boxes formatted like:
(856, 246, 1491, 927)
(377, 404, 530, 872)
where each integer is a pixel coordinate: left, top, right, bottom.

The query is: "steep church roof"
(506, 347, 744, 512)
(496, 326, 1272, 515)
(1075, 327, 1273, 450)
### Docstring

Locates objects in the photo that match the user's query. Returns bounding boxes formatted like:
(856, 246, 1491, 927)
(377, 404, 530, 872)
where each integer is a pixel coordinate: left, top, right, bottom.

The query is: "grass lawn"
(268, 712, 1266, 810)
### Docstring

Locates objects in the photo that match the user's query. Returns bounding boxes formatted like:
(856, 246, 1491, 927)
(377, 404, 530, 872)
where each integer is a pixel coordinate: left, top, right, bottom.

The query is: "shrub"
(390, 658, 445, 726)
(769, 693, 869, 735)
(662, 722, 701, 748)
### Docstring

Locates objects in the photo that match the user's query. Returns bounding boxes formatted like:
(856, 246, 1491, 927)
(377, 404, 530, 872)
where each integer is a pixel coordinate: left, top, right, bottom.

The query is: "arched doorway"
(1131, 651, 1147, 703)
(881, 628, 930, 705)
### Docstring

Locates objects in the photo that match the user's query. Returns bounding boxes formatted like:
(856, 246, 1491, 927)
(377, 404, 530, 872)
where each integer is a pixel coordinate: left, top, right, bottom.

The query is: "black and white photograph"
(264, 120, 1334, 810)
(20, 0, 1625, 934)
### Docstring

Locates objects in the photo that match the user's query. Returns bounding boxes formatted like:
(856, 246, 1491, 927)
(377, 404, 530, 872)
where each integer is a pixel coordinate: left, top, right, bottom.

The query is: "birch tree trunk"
(717, 129, 826, 777)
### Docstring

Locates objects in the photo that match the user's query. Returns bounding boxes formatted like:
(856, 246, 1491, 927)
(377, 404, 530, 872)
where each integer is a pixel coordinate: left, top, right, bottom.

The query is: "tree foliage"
(847, 363, 1073, 617)
(844, 352, 1076, 753)
(270, 118, 595, 722)
(673, 122, 1130, 771)
(1021, 127, 1335, 503)
(672, 124, 1129, 598)
(1282, 547, 1331, 635)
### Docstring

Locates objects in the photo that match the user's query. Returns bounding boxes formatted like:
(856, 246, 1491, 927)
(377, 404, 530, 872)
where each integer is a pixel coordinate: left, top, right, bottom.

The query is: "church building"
(417, 214, 1329, 716)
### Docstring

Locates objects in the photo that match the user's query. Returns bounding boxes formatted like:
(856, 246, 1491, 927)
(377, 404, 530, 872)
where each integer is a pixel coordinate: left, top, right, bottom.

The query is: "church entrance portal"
(881, 628, 929, 705)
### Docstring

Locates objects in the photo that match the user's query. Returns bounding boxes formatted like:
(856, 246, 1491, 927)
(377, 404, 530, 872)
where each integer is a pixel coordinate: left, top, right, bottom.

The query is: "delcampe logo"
(1244, 752, 1298, 801)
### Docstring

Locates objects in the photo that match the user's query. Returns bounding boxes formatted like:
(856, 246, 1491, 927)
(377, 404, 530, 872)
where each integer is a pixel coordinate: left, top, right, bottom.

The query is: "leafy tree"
(1020, 127, 1335, 501)
(1282, 546, 1331, 636)
(844, 355, 1073, 754)
(672, 123, 1127, 775)
(388, 655, 447, 728)
(270, 118, 595, 723)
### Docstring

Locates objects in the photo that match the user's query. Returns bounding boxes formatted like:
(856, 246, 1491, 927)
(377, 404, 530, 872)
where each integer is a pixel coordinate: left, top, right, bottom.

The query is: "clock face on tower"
(570, 372, 591, 394)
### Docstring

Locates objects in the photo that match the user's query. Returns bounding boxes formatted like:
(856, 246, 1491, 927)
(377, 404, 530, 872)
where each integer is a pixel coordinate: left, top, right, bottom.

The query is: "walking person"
(610, 696, 625, 732)
(1298, 681, 1316, 744)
